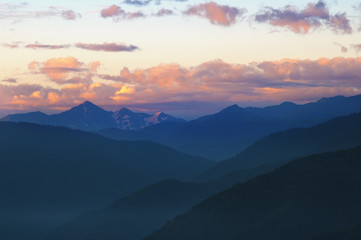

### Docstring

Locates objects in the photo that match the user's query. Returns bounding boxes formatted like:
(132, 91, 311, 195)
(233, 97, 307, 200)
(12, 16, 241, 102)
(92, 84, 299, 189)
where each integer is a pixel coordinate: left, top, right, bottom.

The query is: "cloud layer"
(255, 1, 352, 34)
(1, 57, 361, 110)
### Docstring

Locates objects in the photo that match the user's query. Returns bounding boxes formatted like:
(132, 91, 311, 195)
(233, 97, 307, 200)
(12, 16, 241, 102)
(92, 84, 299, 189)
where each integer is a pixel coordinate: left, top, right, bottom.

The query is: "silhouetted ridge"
(196, 110, 361, 181)
(145, 147, 361, 240)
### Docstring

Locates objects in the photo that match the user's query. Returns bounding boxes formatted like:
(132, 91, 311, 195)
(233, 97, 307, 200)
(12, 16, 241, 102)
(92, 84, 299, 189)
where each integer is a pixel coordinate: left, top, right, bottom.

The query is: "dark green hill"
(145, 147, 361, 240)
(0, 122, 212, 240)
(197, 111, 361, 182)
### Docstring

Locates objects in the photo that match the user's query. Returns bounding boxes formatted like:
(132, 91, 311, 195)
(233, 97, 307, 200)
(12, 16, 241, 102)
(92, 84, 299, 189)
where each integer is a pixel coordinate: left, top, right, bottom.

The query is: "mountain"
(99, 94, 361, 160)
(0, 122, 212, 240)
(51, 101, 117, 131)
(196, 110, 361, 182)
(0, 101, 185, 131)
(144, 147, 361, 240)
(1, 111, 53, 125)
(113, 107, 185, 130)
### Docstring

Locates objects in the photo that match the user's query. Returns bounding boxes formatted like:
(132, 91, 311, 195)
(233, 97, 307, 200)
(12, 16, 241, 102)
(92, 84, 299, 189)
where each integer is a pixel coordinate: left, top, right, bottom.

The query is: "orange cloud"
(29, 57, 96, 85)
(2, 57, 361, 111)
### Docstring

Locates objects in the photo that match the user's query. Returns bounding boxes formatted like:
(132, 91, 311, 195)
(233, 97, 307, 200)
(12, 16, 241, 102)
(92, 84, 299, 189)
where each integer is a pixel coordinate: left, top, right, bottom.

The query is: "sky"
(1, 0, 361, 118)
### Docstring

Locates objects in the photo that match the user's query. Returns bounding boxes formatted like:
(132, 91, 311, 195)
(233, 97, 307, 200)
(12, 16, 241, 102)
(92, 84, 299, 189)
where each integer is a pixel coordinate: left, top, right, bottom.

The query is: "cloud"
(124, 0, 152, 6)
(3, 42, 138, 52)
(29, 57, 98, 84)
(0, 4, 80, 21)
(184, 1, 246, 26)
(25, 43, 70, 49)
(61, 10, 81, 20)
(4, 57, 361, 111)
(334, 42, 348, 53)
(75, 42, 139, 52)
(255, 1, 352, 34)
(98, 74, 130, 82)
(351, 44, 361, 53)
(100, 4, 145, 20)
(155, 8, 174, 17)
(2, 78, 17, 83)
(1, 43, 20, 49)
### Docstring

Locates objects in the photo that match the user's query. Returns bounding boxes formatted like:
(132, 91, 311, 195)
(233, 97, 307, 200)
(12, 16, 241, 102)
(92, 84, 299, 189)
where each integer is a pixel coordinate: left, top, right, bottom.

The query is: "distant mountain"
(0, 101, 185, 131)
(197, 110, 361, 182)
(113, 107, 185, 130)
(144, 147, 361, 240)
(0, 122, 212, 240)
(99, 94, 361, 160)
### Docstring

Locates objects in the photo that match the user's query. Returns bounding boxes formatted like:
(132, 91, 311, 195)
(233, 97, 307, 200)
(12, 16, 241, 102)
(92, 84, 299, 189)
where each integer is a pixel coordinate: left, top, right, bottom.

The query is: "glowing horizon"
(1, 0, 361, 117)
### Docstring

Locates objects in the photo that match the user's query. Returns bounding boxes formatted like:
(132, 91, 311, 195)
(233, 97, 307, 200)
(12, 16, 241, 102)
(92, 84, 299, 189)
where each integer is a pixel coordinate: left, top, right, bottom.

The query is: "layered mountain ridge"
(1, 101, 185, 131)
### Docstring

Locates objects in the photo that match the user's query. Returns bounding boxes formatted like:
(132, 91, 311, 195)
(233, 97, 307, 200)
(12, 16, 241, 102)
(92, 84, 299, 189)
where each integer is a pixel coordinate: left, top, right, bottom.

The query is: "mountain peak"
(118, 107, 132, 112)
(220, 104, 241, 113)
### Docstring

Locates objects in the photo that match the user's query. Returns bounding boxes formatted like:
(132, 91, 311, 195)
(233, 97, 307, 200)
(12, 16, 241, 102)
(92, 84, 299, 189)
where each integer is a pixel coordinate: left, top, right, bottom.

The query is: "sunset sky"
(1, 0, 361, 118)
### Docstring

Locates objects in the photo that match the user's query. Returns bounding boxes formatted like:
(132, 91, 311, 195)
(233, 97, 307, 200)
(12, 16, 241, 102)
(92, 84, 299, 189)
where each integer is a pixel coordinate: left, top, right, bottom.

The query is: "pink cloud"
(100, 4, 145, 20)
(155, 9, 174, 17)
(29, 57, 97, 85)
(62, 10, 80, 20)
(3, 57, 361, 110)
(184, 2, 246, 26)
(2, 78, 17, 83)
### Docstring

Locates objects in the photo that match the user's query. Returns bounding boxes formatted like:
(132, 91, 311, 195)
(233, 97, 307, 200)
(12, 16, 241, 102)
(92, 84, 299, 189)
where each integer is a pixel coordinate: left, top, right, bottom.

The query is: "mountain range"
(196, 110, 361, 182)
(1, 101, 185, 131)
(0, 122, 211, 240)
(99, 94, 361, 160)
(3, 94, 361, 160)
(44, 109, 361, 240)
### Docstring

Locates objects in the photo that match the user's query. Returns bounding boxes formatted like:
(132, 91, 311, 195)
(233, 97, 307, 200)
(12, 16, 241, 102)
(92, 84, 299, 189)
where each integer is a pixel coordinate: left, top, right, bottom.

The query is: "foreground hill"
(1, 101, 185, 131)
(0, 122, 211, 240)
(145, 147, 361, 240)
(100, 94, 361, 160)
(311, 223, 361, 240)
(197, 110, 361, 181)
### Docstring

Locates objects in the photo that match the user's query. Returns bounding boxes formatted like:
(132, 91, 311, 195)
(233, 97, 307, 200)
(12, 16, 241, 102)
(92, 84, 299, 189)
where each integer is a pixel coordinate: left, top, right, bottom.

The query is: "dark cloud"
(255, 1, 352, 34)
(25, 43, 70, 49)
(75, 42, 139, 52)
